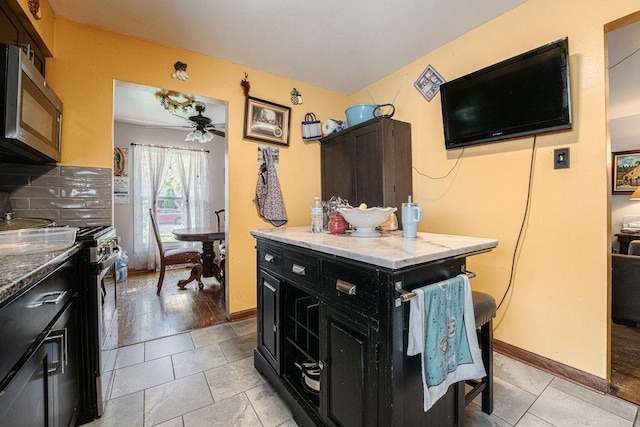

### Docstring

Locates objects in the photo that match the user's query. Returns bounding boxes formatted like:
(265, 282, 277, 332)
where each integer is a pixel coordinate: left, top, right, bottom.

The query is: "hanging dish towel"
(407, 274, 486, 412)
(254, 147, 288, 226)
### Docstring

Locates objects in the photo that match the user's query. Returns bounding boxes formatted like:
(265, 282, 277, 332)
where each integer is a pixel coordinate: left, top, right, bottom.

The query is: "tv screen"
(441, 37, 572, 149)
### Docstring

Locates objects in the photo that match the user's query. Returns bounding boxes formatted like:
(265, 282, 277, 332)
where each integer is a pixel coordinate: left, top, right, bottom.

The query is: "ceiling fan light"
(185, 131, 196, 141)
(201, 130, 214, 143)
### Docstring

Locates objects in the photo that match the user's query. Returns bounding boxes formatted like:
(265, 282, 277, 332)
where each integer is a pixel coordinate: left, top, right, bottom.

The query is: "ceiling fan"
(166, 103, 225, 143)
(149, 93, 226, 142)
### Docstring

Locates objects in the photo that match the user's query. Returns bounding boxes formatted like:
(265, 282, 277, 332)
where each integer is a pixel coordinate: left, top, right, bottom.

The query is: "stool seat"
(465, 291, 496, 415)
(472, 291, 496, 327)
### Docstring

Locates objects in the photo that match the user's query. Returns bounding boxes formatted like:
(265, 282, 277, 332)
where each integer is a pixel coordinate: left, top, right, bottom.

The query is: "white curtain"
(133, 145, 172, 270)
(132, 144, 210, 271)
(174, 149, 210, 229)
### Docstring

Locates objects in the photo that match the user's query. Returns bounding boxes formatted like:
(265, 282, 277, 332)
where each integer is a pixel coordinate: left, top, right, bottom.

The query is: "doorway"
(112, 81, 228, 347)
(607, 14, 640, 406)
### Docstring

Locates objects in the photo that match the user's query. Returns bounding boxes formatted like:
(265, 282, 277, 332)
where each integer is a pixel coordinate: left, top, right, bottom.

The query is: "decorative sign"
(414, 65, 446, 102)
(114, 147, 130, 204)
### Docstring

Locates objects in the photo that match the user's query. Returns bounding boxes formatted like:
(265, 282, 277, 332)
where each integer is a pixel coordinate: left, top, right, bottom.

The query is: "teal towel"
(407, 274, 486, 411)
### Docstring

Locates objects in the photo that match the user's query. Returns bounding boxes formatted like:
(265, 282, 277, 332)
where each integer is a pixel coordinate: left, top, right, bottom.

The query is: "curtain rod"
(130, 142, 210, 153)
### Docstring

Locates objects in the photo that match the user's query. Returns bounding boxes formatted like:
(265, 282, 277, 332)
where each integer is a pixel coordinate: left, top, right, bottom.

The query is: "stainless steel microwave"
(0, 43, 62, 163)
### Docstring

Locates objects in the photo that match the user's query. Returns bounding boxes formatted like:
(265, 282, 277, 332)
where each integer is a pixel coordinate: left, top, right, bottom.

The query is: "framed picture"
(414, 64, 446, 102)
(612, 150, 640, 194)
(243, 96, 291, 146)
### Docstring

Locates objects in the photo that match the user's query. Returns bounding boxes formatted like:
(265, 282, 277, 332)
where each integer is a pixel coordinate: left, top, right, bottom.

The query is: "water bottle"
(311, 197, 323, 233)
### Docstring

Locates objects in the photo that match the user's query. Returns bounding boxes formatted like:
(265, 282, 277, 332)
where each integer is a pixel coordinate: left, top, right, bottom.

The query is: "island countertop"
(250, 227, 498, 269)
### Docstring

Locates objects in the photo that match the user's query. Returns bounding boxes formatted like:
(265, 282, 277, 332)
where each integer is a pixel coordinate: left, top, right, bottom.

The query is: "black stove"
(76, 224, 119, 423)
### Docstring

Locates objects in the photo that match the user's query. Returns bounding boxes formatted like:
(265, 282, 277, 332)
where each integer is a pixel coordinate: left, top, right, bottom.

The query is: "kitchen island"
(251, 227, 497, 427)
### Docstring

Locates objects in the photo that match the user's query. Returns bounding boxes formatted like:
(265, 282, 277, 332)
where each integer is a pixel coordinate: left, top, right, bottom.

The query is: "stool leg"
(480, 319, 493, 414)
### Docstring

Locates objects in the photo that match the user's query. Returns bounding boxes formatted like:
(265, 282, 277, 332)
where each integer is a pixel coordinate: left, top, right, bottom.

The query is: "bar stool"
(465, 291, 496, 414)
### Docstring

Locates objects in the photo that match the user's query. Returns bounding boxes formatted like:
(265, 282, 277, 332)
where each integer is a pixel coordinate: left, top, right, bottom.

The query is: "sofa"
(612, 252, 640, 325)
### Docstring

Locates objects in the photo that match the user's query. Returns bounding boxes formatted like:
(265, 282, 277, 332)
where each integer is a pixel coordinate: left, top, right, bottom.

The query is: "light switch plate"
(554, 148, 570, 169)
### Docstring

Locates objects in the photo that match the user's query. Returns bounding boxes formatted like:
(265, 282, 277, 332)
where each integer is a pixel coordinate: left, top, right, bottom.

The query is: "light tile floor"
(86, 318, 640, 427)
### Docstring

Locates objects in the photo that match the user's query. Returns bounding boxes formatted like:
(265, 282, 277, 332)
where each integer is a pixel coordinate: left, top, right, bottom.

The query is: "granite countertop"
(250, 227, 498, 269)
(0, 243, 82, 306)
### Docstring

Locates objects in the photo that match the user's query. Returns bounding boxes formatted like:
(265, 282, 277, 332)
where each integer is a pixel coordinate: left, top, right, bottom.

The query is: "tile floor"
(86, 318, 640, 427)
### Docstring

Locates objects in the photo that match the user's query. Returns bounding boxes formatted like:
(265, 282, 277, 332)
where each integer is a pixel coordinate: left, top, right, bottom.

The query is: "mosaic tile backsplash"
(0, 162, 112, 227)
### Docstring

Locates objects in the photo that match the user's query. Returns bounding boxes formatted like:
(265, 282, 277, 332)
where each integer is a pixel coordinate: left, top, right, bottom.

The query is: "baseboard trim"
(493, 339, 607, 393)
(229, 307, 257, 321)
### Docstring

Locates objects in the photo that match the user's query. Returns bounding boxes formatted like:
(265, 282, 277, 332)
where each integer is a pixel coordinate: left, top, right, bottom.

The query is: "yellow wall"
(347, 0, 639, 379)
(19, 0, 640, 380)
(45, 18, 348, 315)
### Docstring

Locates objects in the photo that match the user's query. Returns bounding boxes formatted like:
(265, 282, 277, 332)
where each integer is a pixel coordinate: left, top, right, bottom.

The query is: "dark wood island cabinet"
(252, 227, 497, 426)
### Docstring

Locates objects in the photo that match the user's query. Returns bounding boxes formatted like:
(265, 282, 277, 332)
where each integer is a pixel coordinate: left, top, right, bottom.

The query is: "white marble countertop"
(250, 227, 498, 269)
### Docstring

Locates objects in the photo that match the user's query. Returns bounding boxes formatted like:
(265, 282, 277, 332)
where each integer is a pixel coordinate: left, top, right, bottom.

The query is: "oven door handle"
(97, 248, 120, 272)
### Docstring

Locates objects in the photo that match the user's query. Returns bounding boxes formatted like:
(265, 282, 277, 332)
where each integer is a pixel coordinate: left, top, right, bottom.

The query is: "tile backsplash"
(0, 162, 112, 227)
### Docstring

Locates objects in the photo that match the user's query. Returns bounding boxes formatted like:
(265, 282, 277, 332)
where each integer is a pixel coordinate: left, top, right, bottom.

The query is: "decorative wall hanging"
(414, 64, 446, 102)
(291, 88, 303, 105)
(244, 96, 291, 146)
(113, 147, 130, 204)
(301, 113, 322, 141)
(28, 0, 41, 19)
(155, 90, 195, 114)
(613, 150, 640, 194)
(241, 73, 251, 96)
(171, 61, 189, 81)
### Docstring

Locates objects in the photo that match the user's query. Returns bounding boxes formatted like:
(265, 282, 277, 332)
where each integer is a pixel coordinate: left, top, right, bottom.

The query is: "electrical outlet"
(554, 148, 570, 169)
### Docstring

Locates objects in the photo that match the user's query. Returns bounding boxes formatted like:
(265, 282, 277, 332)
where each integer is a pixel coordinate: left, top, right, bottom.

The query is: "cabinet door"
(50, 300, 79, 427)
(0, 6, 19, 46)
(258, 270, 281, 373)
(321, 305, 377, 427)
(353, 123, 384, 207)
(321, 134, 356, 203)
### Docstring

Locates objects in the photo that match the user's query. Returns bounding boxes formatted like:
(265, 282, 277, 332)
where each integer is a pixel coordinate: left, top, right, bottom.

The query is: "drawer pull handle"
(28, 290, 67, 308)
(264, 254, 275, 263)
(292, 264, 306, 275)
(336, 280, 356, 295)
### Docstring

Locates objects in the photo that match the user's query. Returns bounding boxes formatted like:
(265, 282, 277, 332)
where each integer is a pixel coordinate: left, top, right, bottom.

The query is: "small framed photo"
(244, 96, 291, 146)
(612, 150, 640, 194)
(414, 65, 446, 102)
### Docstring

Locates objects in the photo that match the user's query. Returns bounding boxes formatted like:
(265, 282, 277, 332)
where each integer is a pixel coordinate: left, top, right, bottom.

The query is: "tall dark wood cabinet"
(321, 117, 412, 210)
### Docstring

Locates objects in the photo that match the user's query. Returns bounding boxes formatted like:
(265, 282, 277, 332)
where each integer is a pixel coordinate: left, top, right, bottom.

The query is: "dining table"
(172, 227, 225, 282)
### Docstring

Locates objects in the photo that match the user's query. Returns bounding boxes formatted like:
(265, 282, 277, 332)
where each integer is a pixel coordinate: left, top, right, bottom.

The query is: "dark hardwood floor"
(610, 322, 640, 405)
(106, 267, 227, 347)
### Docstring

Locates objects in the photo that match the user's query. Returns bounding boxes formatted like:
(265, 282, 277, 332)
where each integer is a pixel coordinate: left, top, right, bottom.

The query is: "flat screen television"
(440, 37, 572, 149)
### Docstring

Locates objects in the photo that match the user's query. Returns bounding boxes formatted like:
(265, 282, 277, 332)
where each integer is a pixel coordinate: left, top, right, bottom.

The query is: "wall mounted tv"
(441, 37, 572, 150)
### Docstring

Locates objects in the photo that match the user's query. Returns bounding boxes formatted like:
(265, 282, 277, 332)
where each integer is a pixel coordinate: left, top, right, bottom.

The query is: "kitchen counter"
(0, 243, 82, 307)
(250, 227, 498, 269)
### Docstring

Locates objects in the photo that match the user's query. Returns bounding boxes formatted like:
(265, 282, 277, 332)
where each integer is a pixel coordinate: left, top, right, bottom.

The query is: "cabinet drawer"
(282, 249, 319, 292)
(258, 242, 283, 274)
(321, 260, 379, 316)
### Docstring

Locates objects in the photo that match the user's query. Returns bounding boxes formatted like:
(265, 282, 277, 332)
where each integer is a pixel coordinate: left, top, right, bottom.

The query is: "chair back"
(214, 209, 225, 232)
(149, 208, 165, 257)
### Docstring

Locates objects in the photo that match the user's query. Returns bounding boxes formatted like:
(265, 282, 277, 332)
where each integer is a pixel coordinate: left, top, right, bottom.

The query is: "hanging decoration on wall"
(290, 88, 303, 105)
(28, 0, 42, 20)
(113, 147, 130, 204)
(301, 113, 322, 141)
(155, 90, 195, 114)
(171, 61, 189, 81)
(414, 64, 446, 102)
(241, 73, 251, 96)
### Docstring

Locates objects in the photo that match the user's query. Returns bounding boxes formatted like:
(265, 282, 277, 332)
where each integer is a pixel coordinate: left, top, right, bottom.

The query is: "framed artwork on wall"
(243, 97, 291, 146)
(612, 150, 640, 194)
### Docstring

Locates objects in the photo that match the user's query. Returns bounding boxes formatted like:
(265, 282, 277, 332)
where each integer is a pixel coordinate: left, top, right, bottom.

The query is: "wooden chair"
(149, 208, 203, 295)
(214, 209, 226, 285)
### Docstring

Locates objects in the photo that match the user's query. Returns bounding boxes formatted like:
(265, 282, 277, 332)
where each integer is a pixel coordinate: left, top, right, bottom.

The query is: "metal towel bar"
(395, 270, 476, 303)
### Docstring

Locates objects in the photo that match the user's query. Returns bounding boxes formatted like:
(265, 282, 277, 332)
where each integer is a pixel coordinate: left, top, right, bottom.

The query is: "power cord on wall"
(496, 136, 537, 311)
(413, 147, 465, 179)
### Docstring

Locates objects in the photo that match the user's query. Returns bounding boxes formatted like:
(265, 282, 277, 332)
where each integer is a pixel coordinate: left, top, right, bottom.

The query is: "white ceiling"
(49, 0, 526, 95)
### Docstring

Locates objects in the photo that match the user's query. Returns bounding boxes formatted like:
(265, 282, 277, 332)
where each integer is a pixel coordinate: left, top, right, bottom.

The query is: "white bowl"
(337, 207, 397, 237)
